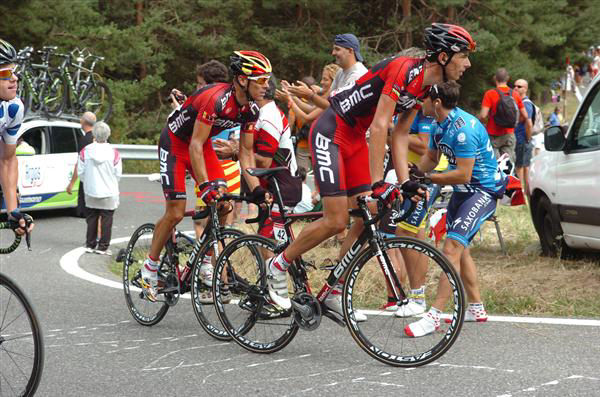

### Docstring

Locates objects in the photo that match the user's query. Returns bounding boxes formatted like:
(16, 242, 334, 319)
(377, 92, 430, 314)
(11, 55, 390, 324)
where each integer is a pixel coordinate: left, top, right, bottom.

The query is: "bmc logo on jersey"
(213, 118, 241, 129)
(407, 64, 423, 83)
(339, 84, 373, 113)
(168, 109, 191, 133)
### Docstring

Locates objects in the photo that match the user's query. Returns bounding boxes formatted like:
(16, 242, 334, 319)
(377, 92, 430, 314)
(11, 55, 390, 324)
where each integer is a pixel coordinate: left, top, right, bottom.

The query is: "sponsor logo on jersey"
(314, 132, 335, 184)
(213, 118, 241, 130)
(438, 143, 456, 165)
(168, 109, 192, 132)
(396, 93, 418, 111)
(220, 90, 232, 109)
(407, 64, 423, 83)
(339, 84, 373, 113)
(457, 132, 466, 143)
(453, 116, 466, 130)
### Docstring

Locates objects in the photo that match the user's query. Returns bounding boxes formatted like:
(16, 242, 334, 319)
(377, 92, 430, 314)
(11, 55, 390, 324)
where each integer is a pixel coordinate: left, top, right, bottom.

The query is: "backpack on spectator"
(523, 98, 544, 135)
(493, 88, 519, 128)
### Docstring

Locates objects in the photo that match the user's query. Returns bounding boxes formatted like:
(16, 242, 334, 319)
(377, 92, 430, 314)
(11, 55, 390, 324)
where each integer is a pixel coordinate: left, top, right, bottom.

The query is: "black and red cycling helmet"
(0, 39, 17, 65)
(424, 23, 476, 62)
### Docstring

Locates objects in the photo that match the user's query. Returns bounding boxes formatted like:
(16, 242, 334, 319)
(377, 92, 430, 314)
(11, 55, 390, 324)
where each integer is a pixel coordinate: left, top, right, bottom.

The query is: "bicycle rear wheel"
(214, 235, 299, 353)
(123, 223, 169, 326)
(0, 273, 44, 396)
(344, 237, 465, 367)
(82, 81, 112, 122)
(191, 227, 245, 341)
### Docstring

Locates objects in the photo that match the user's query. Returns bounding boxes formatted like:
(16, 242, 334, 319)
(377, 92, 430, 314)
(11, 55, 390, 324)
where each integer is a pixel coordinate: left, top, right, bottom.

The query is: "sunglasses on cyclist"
(0, 68, 16, 80)
(247, 75, 270, 85)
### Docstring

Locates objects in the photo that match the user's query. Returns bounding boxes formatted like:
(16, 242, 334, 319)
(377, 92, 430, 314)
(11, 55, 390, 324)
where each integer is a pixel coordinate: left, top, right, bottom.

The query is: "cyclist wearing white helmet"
(0, 39, 33, 234)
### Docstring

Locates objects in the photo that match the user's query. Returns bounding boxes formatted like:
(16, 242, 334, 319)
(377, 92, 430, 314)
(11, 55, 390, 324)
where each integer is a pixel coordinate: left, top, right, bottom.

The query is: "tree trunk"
(402, 0, 412, 48)
(136, 1, 147, 80)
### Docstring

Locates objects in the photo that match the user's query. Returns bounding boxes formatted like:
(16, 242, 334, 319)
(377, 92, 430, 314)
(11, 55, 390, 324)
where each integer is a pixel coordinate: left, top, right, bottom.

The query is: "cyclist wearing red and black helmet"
(264, 24, 476, 317)
(140, 50, 272, 302)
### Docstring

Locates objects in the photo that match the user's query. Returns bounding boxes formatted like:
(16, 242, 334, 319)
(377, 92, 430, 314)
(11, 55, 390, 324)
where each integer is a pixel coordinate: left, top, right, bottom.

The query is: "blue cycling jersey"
(0, 97, 25, 145)
(429, 107, 505, 195)
(410, 109, 435, 134)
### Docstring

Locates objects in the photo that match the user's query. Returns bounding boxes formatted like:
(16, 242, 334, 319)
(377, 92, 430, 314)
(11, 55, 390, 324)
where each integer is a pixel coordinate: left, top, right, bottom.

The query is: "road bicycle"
(212, 167, 466, 367)
(0, 217, 44, 396)
(46, 48, 112, 121)
(122, 193, 263, 340)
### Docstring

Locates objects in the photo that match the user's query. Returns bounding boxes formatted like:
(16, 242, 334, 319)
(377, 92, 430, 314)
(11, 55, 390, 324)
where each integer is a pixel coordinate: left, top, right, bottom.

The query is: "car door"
(555, 81, 600, 249)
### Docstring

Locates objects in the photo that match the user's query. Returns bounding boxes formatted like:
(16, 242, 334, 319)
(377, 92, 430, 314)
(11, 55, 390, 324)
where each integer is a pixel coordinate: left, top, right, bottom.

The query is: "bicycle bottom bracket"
(291, 292, 321, 331)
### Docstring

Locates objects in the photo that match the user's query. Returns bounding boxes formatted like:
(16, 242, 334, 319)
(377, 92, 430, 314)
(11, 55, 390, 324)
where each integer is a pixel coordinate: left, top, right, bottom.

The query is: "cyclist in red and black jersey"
(265, 24, 476, 316)
(141, 51, 272, 302)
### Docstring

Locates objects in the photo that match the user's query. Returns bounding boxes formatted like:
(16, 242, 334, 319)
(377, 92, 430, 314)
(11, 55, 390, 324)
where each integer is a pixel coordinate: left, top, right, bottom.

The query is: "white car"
(1, 117, 83, 213)
(528, 74, 600, 257)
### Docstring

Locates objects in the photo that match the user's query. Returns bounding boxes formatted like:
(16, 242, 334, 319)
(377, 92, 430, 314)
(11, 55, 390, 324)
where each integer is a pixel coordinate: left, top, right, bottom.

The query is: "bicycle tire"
(190, 227, 246, 341)
(0, 222, 22, 254)
(123, 223, 169, 326)
(40, 71, 67, 117)
(213, 234, 299, 353)
(82, 81, 112, 122)
(0, 273, 45, 397)
(344, 236, 465, 367)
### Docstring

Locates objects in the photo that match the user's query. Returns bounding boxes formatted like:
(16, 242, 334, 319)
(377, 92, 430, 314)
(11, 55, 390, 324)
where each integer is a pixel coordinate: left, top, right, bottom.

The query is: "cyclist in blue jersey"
(405, 81, 506, 337)
(0, 39, 33, 234)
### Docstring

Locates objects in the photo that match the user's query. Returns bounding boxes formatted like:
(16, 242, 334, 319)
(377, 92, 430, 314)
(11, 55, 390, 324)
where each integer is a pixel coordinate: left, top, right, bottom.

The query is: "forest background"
(1, 0, 599, 143)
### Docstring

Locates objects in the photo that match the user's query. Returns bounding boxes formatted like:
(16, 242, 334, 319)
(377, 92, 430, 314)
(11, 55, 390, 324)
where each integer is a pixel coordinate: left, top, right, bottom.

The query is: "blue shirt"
(410, 110, 436, 134)
(548, 112, 560, 126)
(514, 96, 534, 144)
(429, 107, 505, 195)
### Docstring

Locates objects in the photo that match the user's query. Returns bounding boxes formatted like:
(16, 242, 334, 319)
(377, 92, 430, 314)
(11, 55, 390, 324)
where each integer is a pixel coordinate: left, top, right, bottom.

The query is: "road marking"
(60, 238, 600, 327)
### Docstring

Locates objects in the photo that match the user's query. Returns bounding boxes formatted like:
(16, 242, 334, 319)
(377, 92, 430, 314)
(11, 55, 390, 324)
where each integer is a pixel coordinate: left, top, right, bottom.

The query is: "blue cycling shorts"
(445, 190, 497, 246)
(396, 184, 441, 233)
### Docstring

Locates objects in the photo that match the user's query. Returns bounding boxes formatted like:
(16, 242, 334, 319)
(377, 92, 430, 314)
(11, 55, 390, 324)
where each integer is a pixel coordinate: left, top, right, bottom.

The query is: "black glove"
(371, 180, 400, 206)
(408, 163, 433, 184)
(250, 185, 268, 204)
(8, 210, 33, 230)
(198, 181, 220, 204)
(401, 179, 427, 199)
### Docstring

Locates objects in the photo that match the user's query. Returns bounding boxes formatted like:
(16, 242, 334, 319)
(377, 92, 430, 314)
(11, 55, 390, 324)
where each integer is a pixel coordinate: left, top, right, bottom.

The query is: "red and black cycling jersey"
(167, 83, 259, 143)
(329, 57, 430, 131)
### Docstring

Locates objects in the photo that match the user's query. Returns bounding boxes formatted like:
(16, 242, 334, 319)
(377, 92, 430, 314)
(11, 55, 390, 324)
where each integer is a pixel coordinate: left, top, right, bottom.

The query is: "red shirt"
(329, 57, 430, 132)
(481, 85, 524, 136)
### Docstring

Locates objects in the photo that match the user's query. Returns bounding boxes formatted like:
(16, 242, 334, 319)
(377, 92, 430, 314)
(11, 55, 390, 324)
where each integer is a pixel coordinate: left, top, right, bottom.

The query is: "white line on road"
(60, 238, 600, 328)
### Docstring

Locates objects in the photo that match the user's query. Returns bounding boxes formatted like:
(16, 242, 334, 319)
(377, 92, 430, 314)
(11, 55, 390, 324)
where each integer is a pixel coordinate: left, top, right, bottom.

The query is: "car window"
(20, 126, 46, 154)
(49, 126, 79, 154)
(569, 83, 600, 151)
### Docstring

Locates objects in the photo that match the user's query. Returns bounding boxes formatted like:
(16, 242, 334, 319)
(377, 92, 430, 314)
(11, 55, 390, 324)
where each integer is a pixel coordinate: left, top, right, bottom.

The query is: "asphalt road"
(1, 176, 599, 396)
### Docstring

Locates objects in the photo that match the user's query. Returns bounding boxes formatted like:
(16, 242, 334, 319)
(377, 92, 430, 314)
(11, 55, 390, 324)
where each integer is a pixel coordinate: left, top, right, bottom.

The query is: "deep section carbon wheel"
(344, 237, 465, 367)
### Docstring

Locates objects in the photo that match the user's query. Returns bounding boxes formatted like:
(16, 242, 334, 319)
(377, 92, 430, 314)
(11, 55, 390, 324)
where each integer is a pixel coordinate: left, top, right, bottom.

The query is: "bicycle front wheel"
(191, 227, 245, 341)
(0, 273, 44, 396)
(123, 223, 169, 326)
(344, 237, 465, 367)
(214, 235, 299, 353)
(40, 71, 66, 117)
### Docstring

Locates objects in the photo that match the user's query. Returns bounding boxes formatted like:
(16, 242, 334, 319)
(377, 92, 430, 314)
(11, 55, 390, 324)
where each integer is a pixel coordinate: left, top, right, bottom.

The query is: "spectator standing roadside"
(66, 111, 96, 217)
(548, 106, 561, 127)
(78, 121, 122, 255)
(513, 79, 534, 197)
(479, 68, 528, 163)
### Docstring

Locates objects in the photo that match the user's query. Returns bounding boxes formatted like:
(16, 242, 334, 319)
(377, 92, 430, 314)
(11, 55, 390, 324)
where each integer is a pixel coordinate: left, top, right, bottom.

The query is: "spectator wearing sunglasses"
(0, 39, 34, 235)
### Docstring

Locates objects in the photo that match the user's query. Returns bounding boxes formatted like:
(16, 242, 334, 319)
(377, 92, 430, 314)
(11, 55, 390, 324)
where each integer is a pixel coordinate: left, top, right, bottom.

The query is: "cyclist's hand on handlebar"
(371, 180, 401, 207)
(408, 163, 433, 185)
(250, 185, 270, 205)
(198, 181, 220, 204)
(9, 210, 34, 235)
(401, 180, 429, 203)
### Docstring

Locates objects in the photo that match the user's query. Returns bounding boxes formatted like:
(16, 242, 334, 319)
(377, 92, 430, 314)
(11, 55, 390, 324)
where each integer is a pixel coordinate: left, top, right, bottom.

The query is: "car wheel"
(535, 196, 576, 258)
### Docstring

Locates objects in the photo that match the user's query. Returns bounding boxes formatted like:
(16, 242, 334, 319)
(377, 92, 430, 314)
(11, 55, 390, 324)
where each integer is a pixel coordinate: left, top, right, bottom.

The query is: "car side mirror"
(544, 126, 566, 151)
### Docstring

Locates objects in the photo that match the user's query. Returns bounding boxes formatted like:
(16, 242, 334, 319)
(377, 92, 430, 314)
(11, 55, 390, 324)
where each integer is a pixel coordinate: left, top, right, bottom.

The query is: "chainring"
(292, 292, 322, 331)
